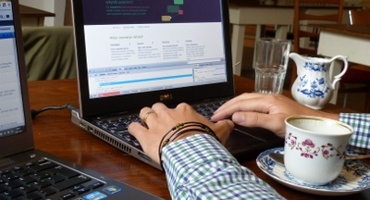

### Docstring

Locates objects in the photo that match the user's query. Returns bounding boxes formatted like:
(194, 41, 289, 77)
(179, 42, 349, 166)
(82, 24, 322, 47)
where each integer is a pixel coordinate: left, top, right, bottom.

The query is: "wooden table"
(229, 0, 359, 75)
(19, 4, 55, 26)
(28, 76, 370, 199)
(317, 24, 370, 67)
(229, 1, 293, 75)
(315, 24, 370, 104)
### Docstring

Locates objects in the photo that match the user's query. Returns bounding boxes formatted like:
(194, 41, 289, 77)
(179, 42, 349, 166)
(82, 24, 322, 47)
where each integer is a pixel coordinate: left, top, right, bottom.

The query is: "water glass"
(254, 38, 291, 94)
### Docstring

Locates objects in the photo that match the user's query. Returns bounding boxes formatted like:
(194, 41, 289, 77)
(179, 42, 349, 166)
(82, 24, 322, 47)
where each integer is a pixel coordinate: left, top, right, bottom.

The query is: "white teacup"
(284, 115, 353, 185)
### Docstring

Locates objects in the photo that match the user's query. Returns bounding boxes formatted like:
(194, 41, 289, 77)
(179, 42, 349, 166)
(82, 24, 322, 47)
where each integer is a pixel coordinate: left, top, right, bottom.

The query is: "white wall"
(19, 0, 66, 26)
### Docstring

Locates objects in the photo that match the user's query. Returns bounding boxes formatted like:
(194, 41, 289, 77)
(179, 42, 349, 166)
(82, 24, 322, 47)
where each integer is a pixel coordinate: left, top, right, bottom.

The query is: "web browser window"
(81, 0, 228, 99)
(0, 0, 26, 138)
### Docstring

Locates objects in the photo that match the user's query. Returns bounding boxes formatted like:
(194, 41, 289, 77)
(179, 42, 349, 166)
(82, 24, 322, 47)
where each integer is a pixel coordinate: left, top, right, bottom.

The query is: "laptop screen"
(0, 0, 26, 138)
(0, 0, 34, 157)
(73, 0, 233, 117)
(80, 0, 228, 99)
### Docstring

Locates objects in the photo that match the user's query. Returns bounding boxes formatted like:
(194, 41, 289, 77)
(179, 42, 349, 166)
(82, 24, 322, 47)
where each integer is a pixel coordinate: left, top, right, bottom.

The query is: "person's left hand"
(128, 102, 234, 164)
(211, 93, 338, 137)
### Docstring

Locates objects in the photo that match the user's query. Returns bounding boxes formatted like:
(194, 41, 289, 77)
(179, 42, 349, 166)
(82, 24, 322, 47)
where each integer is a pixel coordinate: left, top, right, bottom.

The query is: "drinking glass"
(254, 38, 291, 94)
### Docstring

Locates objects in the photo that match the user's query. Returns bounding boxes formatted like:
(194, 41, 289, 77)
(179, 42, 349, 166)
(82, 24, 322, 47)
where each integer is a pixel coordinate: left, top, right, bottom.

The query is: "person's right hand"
(128, 102, 234, 164)
(211, 93, 339, 138)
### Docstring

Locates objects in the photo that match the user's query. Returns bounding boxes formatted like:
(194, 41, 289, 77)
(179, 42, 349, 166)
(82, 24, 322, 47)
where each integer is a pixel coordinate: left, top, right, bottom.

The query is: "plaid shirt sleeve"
(339, 113, 370, 149)
(161, 134, 285, 200)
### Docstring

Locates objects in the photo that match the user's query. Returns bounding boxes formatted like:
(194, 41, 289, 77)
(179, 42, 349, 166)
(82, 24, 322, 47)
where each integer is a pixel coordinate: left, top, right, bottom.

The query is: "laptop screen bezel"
(72, 0, 235, 117)
(0, 0, 35, 157)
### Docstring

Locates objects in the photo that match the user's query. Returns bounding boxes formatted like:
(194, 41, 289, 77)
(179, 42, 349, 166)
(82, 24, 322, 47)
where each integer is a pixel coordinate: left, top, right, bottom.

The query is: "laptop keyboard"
(93, 100, 225, 150)
(192, 101, 225, 119)
(0, 158, 105, 200)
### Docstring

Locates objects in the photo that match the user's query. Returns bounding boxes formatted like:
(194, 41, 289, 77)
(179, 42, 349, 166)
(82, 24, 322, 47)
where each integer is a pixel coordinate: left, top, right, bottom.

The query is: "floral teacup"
(284, 115, 353, 185)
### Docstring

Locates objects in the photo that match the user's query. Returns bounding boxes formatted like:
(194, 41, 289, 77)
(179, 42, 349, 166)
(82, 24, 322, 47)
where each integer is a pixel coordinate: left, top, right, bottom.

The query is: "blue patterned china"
(257, 147, 370, 196)
(289, 53, 348, 110)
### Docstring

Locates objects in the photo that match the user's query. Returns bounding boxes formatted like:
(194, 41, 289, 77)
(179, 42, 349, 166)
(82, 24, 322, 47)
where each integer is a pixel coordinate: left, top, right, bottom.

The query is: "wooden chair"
(339, 9, 370, 112)
(64, 0, 72, 26)
(348, 9, 370, 25)
(290, 0, 344, 87)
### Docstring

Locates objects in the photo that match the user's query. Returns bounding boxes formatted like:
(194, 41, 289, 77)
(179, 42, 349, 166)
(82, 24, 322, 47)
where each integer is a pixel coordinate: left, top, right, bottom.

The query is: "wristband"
(158, 122, 219, 169)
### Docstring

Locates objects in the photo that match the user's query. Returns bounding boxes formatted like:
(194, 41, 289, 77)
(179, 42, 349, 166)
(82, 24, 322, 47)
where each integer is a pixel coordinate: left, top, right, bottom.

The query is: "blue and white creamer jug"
(289, 53, 348, 110)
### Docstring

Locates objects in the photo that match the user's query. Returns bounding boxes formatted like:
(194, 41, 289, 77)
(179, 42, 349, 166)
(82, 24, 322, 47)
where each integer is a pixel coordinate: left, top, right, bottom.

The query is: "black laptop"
(71, 0, 283, 170)
(0, 0, 161, 199)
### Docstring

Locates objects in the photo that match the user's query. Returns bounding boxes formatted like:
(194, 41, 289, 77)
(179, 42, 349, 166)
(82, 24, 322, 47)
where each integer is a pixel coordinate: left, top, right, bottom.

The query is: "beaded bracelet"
(158, 122, 219, 169)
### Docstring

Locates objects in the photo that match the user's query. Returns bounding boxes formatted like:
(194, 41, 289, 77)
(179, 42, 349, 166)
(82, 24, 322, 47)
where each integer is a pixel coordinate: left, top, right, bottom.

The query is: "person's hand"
(128, 102, 234, 164)
(211, 93, 338, 138)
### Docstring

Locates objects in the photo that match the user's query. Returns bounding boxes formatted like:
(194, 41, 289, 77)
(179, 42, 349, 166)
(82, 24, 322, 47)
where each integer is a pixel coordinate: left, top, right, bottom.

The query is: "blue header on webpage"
(82, 0, 222, 25)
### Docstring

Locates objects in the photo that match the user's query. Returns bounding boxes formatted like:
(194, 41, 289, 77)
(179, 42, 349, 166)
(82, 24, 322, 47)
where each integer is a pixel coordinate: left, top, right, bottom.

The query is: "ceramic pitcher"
(289, 53, 348, 110)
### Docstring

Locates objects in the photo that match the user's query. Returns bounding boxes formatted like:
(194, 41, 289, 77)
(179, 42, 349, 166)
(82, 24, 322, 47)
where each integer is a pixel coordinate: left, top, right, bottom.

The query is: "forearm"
(162, 134, 285, 200)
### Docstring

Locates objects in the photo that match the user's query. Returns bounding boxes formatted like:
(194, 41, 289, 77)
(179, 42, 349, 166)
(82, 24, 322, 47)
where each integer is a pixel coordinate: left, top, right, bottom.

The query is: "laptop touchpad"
(225, 125, 283, 158)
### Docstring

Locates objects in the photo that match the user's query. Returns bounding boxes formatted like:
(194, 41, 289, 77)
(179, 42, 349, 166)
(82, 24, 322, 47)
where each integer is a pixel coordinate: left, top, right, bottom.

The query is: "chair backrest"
(293, 0, 344, 55)
(349, 9, 370, 25)
(290, 0, 344, 86)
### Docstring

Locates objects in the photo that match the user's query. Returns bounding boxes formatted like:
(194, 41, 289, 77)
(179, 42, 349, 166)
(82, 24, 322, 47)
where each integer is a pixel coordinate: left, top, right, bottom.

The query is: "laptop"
(71, 0, 283, 170)
(0, 0, 161, 199)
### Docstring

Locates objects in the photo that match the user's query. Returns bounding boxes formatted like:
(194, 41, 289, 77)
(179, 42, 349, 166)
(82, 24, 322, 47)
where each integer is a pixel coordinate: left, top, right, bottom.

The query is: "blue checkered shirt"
(340, 113, 370, 149)
(162, 134, 285, 199)
(161, 113, 369, 199)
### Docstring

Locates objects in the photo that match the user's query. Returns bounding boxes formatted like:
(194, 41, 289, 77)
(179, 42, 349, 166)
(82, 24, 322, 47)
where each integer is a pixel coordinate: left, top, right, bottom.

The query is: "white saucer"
(256, 147, 370, 196)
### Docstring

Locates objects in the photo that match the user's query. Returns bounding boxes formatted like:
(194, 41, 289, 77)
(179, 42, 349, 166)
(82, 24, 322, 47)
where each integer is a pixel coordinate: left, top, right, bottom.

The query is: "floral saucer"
(256, 147, 370, 196)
